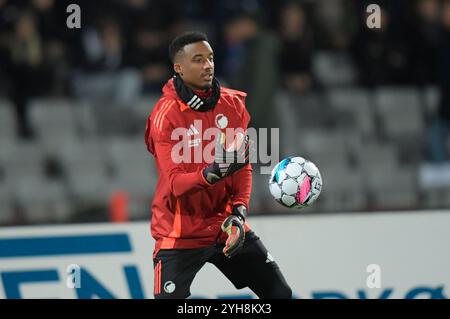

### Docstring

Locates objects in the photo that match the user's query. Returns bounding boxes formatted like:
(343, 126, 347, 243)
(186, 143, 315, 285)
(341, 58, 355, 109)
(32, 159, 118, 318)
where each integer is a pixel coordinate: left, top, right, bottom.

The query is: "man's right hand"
(202, 132, 252, 184)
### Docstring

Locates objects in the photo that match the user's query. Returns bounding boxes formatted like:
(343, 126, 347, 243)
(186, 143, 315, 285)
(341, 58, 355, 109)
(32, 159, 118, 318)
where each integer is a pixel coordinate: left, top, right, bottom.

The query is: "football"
(269, 156, 323, 209)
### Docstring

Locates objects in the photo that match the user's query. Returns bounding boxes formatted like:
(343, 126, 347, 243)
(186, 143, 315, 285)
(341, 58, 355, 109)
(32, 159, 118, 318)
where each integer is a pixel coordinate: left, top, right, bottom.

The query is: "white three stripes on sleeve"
(154, 100, 174, 131)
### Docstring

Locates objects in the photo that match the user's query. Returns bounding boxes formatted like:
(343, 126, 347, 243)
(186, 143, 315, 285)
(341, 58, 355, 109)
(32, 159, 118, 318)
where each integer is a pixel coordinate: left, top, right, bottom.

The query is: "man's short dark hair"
(169, 31, 209, 63)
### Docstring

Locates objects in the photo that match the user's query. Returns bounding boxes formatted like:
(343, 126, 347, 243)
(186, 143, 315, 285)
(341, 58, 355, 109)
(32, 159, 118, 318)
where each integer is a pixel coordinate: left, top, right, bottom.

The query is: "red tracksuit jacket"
(145, 78, 252, 257)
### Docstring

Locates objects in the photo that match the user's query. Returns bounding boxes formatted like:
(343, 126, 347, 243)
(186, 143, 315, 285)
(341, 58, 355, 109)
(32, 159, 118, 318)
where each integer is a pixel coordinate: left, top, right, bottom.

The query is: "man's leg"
(210, 231, 292, 299)
(153, 247, 213, 299)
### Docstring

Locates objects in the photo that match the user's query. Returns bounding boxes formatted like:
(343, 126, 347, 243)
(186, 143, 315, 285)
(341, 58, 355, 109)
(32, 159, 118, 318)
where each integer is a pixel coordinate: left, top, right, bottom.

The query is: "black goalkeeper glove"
(203, 132, 252, 184)
(221, 205, 247, 258)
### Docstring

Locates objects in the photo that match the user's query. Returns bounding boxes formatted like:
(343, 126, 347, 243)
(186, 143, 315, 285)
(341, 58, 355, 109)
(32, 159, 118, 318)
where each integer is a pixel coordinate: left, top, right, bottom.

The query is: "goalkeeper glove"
(221, 205, 247, 258)
(203, 132, 252, 184)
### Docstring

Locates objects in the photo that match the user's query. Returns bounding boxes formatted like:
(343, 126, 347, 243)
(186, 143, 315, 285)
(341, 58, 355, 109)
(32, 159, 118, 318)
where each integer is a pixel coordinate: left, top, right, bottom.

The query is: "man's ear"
(174, 63, 182, 75)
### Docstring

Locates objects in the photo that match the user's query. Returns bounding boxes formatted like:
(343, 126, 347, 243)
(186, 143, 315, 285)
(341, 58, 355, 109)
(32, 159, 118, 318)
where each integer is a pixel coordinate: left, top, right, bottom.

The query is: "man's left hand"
(221, 205, 247, 258)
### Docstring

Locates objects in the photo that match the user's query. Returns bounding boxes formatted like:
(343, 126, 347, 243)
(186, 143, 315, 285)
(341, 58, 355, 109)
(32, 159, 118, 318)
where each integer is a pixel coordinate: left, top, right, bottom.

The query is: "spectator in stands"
(31, 0, 68, 94)
(31, 0, 59, 42)
(313, 0, 357, 51)
(408, 0, 441, 85)
(127, 25, 170, 93)
(350, 7, 412, 86)
(219, 13, 279, 130)
(3, 9, 54, 139)
(71, 16, 142, 106)
(117, 0, 176, 41)
(0, 0, 13, 95)
(427, 0, 450, 162)
(278, 2, 314, 95)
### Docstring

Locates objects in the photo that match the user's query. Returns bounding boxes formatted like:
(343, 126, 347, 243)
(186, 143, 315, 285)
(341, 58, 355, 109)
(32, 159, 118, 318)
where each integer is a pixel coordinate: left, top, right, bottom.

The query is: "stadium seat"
(250, 169, 272, 213)
(1, 141, 46, 180)
(29, 98, 77, 139)
(92, 106, 139, 136)
(298, 130, 349, 166)
(365, 164, 418, 209)
(312, 51, 357, 87)
(133, 94, 160, 120)
(326, 87, 375, 138)
(0, 98, 17, 139)
(276, 92, 302, 155)
(107, 176, 152, 220)
(58, 139, 107, 167)
(66, 172, 112, 207)
(319, 166, 367, 212)
(375, 87, 426, 163)
(58, 140, 111, 205)
(0, 182, 15, 225)
(374, 87, 425, 141)
(418, 162, 450, 189)
(422, 187, 450, 209)
(12, 177, 72, 223)
(357, 143, 398, 172)
(370, 174, 418, 209)
(355, 142, 419, 208)
(71, 100, 97, 137)
(422, 85, 440, 119)
(106, 137, 157, 219)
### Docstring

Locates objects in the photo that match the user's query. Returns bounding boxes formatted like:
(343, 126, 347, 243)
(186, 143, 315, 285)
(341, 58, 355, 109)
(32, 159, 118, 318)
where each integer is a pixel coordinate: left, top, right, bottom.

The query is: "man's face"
(174, 41, 214, 90)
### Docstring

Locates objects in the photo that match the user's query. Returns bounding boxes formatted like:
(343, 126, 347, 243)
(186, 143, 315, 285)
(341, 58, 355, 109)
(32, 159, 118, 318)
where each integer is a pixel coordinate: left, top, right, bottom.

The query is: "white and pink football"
(269, 156, 323, 209)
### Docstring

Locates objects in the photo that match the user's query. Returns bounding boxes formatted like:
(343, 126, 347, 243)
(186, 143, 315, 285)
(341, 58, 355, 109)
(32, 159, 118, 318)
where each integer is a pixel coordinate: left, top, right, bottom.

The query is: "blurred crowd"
(0, 0, 449, 139)
(1, 0, 450, 224)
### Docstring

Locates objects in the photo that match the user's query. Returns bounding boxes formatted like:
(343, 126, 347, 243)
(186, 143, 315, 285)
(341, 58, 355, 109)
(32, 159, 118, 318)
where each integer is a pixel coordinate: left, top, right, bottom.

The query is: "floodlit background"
(0, 0, 449, 224)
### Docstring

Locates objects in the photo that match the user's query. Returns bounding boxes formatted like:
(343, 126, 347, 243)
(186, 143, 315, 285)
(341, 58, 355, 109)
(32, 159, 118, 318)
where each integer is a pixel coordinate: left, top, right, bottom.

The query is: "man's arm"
(220, 103, 253, 258)
(153, 140, 211, 197)
(220, 164, 252, 258)
(231, 163, 252, 210)
(145, 102, 211, 198)
(231, 104, 252, 210)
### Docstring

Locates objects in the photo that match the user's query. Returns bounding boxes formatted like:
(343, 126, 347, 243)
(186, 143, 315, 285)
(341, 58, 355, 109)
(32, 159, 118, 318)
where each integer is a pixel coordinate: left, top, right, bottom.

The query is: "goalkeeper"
(144, 32, 292, 299)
